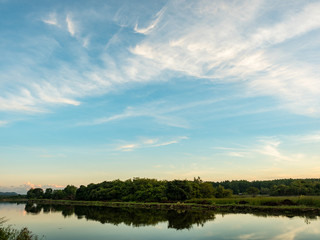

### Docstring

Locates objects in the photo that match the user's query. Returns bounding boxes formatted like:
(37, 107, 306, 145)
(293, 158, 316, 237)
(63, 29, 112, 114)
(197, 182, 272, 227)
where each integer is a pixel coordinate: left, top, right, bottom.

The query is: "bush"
(0, 218, 40, 240)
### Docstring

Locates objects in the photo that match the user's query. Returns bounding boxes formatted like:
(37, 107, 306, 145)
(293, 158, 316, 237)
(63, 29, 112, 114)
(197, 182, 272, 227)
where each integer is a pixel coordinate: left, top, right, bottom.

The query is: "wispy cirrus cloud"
(116, 136, 188, 152)
(66, 15, 76, 36)
(78, 97, 226, 128)
(153, 136, 188, 147)
(130, 1, 320, 116)
(293, 132, 320, 143)
(0, 120, 8, 126)
(255, 139, 296, 162)
(216, 134, 315, 163)
(117, 144, 138, 152)
(1, 0, 320, 118)
(78, 101, 190, 128)
(134, 7, 166, 35)
(42, 13, 58, 26)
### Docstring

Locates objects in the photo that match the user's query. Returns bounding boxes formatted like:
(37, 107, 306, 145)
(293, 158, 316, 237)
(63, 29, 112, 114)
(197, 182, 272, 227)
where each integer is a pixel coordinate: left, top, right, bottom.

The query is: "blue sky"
(1, 0, 320, 193)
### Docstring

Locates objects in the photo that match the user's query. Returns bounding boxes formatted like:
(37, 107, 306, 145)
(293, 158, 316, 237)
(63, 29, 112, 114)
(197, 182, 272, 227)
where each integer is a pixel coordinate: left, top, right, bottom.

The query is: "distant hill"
(0, 192, 18, 196)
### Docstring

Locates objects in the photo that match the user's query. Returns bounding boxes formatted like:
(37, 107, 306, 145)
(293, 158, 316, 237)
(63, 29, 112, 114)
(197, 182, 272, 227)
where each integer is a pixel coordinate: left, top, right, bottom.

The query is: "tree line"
(27, 177, 232, 201)
(26, 178, 320, 202)
(213, 178, 320, 196)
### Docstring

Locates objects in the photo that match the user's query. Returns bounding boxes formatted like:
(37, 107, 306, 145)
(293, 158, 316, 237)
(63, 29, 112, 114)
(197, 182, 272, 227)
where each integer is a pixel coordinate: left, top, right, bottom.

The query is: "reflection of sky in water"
(1, 203, 320, 240)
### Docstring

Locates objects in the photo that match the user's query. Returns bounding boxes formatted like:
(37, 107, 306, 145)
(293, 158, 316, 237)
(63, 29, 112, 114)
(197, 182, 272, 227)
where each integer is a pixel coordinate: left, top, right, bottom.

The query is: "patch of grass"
(185, 196, 320, 208)
(0, 217, 40, 240)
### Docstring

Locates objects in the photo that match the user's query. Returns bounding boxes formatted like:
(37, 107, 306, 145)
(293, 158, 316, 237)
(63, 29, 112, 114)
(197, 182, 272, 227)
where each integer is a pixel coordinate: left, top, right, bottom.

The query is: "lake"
(1, 202, 320, 239)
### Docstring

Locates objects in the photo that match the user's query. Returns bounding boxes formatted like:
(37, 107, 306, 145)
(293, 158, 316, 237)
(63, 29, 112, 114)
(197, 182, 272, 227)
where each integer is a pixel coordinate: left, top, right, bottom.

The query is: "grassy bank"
(23, 196, 320, 216)
(186, 195, 320, 208)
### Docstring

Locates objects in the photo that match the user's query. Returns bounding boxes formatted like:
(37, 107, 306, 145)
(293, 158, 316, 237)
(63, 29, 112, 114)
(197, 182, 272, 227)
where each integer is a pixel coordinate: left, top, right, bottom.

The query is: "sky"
(0, 0, 320, 194)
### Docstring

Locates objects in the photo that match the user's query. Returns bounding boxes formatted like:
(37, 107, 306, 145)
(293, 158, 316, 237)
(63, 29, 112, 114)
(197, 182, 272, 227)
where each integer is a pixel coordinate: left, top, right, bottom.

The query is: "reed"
(185, 196, 320, 208)
(0, 217, 39, 240)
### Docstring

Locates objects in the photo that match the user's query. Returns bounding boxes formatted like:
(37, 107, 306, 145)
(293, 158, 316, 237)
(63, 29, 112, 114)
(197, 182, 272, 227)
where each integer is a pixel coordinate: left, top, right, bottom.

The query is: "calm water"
(1, 202, 320, 240)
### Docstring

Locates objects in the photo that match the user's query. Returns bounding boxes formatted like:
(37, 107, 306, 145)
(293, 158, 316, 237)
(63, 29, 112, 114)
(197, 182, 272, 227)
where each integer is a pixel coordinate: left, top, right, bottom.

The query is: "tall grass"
(185, 196, 320, 208)
(0, 217, 40, 240)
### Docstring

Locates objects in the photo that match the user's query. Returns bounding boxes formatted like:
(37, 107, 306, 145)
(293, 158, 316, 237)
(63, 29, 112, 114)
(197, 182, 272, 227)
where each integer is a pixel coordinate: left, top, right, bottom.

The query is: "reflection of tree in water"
(24, 204, 216, 230)
(167, 210, 215, 230)
(75, 206, 169, 227)
(24, 202, 42, 214)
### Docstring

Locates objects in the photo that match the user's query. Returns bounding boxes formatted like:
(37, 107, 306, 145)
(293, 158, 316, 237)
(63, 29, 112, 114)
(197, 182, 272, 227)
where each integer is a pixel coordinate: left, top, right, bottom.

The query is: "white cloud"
(130, 1, 320, 116)
(117, 144, 138, 152)
(250, 2, 320, 47)
(272, 225, 312, 240)
(0, 121, 8, 126)
(217, 135, 311, 163)
(256, 139, 294, 162)
(79, 97, 227, 128)
(227, 152, 246, 158)
(78, 101, 190, 128)
(153, 136, 188, 147)
(134, 7, 166, 34)
(82, 37, 89, 48)
(66, 15, 76, 36)
(143, 138, 158, 144)
(42, 13, 58, 26)
(2, 1, 320, 118)
(116, 136, 188, 152)
(32, 82, 81, 106)
(0, 90, 43, 113)
(294, 132, 320, 143)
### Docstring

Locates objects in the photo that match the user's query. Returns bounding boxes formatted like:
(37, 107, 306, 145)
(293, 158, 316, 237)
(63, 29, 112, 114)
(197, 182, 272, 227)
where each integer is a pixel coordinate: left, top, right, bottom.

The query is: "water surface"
(1, 202, 320, 240)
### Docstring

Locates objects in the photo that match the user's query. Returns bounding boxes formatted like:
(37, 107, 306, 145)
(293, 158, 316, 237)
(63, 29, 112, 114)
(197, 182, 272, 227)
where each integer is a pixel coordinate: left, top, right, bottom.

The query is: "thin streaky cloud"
(1, 1, 320, 116)
(217, 137, 307, 163)
(42, 14, 58, 26)
(1, 1, 320, 187)
(153, 136, 188, 147)
(116, 136, 188, 152)
(131, 1, 320, 116)
(66, 15, 76, 36)
(0, 120, 8, 126)
(77, 98, 226, 127)
(117, 144, 138, 152)
(134, 7, 166, 35)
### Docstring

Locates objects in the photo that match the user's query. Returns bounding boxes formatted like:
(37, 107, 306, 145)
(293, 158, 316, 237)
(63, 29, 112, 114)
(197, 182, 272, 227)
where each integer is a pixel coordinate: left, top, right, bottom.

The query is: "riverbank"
(13, 196, 318, 216)
(2, 196, 320, 216)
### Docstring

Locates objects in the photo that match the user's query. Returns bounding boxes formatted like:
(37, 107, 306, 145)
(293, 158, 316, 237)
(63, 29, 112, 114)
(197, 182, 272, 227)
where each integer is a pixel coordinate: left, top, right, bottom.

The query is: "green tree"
(246, 187, 259, 196)
(27, 188, 44, 199)
(165, 180, 192, 201)
(199, 182, 214, 198)
(63, 185, 77, 200)
(44, 188, 53, 199)
(214, 185, 232, 198)
(52, 190, 66, 200)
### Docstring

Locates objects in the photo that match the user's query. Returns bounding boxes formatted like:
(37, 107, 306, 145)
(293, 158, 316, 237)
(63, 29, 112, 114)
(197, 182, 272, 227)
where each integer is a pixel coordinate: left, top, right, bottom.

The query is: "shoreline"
(2, 198, 320, 216)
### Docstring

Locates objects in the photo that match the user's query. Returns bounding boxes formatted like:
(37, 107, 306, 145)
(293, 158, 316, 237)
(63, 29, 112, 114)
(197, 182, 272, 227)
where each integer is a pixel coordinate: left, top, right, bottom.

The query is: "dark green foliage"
(52, 190, 66, 200)
(28, 177, 217, 202)
(0, 218, 39, 240)
(26, 178, 320, 203)
(246, 187, 260, 196)
(26, 188, 44, 199)
(63, 185, 77, 200)
(213, 178, 320, 196)
(214, 185, 233, 198)
(165, 180, 192, 201)
(44, 188, 52, 199)
(74, 178, 215, 202)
